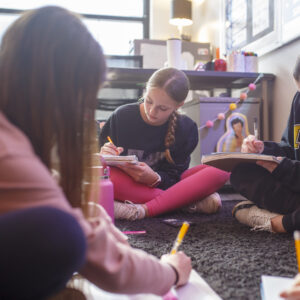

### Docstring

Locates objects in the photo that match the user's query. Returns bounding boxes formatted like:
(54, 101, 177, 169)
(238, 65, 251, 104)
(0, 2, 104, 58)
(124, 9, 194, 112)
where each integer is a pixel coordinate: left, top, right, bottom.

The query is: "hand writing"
(241, 135, 264, 153)
(161, 252, 192, 287)
(100, 142, 123, 156)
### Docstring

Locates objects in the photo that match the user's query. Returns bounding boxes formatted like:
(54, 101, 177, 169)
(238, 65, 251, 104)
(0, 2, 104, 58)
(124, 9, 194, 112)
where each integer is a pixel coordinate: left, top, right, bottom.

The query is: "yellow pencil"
(107, 136, 114, 145)
(171, 222, 190, 255)
(294, 231, 300, 272)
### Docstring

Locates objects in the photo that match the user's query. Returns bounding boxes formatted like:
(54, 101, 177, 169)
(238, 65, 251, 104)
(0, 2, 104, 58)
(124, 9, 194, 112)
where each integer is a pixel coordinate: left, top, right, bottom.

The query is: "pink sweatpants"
(110, 165, 229, 217)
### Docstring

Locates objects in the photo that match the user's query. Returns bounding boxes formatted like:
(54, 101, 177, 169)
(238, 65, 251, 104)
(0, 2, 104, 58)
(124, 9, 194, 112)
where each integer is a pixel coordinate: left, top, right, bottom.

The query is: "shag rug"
(115, 199, 297, 300)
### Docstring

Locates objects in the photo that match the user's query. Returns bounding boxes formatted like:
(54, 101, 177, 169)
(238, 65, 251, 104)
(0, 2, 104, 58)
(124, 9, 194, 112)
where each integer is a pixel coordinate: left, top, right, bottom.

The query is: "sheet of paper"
(261, 275, 294, 300)
(177, 270, 222, 300)
(72, 270, 222, 300)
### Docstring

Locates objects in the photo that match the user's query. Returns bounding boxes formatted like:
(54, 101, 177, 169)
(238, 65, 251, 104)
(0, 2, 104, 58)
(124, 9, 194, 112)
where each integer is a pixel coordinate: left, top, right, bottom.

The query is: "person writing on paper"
(100, 67, 229, 220)
(0, 6, 192, 297)
(230, 56, 300, 233)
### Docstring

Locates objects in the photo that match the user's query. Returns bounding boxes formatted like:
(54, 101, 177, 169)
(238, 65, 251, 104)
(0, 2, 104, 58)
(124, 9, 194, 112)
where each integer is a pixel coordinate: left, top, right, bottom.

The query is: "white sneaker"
(232, 200, 280, 232)
(184, 193, 222, 214)
(114, 200, 145, 220)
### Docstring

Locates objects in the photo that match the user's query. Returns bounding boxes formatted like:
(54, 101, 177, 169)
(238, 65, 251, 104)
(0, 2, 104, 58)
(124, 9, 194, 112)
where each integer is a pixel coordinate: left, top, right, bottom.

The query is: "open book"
(261, 275, 294, 300)
(201, 152, 280, 172)
(71, 270, 222, 300)
(101, 155, 138, 167)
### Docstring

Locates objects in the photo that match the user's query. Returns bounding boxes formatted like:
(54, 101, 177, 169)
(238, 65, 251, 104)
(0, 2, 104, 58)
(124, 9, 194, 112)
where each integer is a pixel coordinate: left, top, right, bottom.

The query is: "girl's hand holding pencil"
(241, 134, 264, 154)
(160, 252, 192, 287)
(100, 136, 124, 156)
(160, 222, 192, 287)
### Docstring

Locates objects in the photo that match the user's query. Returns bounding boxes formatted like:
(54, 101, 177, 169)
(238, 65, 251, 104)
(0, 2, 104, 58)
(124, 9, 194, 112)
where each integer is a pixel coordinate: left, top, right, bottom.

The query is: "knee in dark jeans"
(37, 207, 87, 273)
(0, 206, 87, 300)
(230, 163, 249, 188)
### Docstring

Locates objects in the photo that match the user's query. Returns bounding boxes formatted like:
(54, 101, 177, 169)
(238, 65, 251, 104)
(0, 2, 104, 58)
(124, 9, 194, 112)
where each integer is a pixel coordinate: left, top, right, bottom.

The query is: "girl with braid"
(100, 67, 229, 220)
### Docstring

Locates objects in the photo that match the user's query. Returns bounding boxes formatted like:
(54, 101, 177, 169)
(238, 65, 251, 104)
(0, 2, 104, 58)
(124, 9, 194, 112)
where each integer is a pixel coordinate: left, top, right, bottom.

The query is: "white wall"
(151, 0, 220, 45)
(150, 0, 178, 39)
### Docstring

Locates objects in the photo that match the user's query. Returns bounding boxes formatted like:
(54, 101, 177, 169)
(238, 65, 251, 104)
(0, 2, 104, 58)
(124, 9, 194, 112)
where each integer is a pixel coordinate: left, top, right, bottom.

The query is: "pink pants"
(110, 165, 229, 217)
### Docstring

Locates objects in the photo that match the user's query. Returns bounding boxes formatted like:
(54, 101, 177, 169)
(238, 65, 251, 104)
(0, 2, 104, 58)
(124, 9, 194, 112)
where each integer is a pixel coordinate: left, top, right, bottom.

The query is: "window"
(0, 0, 149, 55)
(224, 0, 274, 55)
(223, 0, 300, 56)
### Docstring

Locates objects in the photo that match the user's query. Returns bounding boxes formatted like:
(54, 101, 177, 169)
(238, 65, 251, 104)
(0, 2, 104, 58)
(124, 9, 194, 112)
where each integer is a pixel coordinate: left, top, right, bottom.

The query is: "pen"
(294, 231, 300, 272)
(107, 136, 114, 144)
(170, 222, 190, 255)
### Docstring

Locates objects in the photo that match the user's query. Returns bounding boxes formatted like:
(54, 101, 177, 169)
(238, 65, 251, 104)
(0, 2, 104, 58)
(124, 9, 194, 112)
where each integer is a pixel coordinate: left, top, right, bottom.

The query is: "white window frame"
(221, 0, 300, 56)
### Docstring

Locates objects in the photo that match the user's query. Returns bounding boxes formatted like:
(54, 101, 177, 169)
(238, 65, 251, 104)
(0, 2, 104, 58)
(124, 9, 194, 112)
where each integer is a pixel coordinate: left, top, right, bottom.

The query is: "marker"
(294, 231, 300, 272)
(107, 136, 114, 144)
(170, 222, 190, 255)
(123, 230, 146, 235)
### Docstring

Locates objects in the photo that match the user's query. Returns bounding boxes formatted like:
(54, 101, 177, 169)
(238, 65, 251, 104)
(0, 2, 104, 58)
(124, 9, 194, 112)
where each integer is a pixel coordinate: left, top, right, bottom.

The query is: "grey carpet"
(115, 200, 298, 300)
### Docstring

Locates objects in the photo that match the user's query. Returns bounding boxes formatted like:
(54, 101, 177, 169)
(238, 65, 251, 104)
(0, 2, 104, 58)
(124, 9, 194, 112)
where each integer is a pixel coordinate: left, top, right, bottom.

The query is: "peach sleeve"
(0, 153, 176, 295)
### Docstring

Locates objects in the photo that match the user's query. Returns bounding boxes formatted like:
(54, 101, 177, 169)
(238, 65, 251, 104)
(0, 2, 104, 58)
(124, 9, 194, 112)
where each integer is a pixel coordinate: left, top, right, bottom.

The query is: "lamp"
(169, 0, 193, 37)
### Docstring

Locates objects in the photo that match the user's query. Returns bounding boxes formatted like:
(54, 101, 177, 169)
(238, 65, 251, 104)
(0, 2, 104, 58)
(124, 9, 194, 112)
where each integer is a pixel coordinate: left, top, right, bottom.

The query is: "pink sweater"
(0, 112, 175, 295)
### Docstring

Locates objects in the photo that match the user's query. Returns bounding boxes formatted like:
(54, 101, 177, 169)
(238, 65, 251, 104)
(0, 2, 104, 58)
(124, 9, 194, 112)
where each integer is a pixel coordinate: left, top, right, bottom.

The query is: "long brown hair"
(0, 6, 106, 207)
(146, 67, 190, 163)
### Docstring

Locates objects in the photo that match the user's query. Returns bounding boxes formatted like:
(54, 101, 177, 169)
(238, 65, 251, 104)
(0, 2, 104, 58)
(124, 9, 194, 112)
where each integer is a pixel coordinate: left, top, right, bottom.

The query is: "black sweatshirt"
(99, 103, 198, 190)
(262, 92, 300, 231)
(263, 92, 300, 192)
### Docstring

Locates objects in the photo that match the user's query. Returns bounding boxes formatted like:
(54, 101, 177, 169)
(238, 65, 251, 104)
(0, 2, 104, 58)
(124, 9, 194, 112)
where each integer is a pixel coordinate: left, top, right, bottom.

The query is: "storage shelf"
(106, 67, 275, 90)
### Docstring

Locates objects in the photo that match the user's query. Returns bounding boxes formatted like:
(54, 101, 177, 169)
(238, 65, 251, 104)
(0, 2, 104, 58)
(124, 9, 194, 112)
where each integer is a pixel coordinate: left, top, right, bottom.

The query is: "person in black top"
(231, 57, 300, 233)
(100, 67, 229, 220)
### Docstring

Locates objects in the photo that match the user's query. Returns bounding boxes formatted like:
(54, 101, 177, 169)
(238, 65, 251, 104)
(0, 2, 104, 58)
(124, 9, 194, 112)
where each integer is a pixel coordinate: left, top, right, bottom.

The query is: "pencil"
(170, 222, 190, 255)
(107, 136, 114, 144)
(253, 118, 258, 139)
(294, 231, 300, 272)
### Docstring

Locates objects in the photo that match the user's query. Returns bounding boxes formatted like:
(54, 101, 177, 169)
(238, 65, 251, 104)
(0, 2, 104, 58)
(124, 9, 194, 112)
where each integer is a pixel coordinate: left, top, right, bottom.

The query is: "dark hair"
(0, 6, 106, 207)
(231, 118, 244, 127)
(146, 67, 190, 164)
(293, 56, 300, 81)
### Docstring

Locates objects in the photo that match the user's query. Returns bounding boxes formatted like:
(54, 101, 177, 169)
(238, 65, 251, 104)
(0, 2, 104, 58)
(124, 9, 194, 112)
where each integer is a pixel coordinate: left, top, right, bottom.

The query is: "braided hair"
(146, 68, 190, 164)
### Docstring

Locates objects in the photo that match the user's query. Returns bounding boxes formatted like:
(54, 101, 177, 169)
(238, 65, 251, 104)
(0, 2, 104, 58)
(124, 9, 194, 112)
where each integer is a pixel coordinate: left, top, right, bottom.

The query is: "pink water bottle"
(99, 166, 114, 222)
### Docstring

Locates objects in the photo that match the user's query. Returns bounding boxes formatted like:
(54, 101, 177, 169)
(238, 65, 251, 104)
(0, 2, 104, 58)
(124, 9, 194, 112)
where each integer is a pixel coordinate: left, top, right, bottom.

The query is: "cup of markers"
(244, 52, 258, 73)
(227, 51, 258, 72)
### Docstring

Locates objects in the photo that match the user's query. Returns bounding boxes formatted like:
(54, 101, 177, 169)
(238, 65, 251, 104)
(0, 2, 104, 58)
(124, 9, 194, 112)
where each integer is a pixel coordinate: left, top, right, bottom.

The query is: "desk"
(106, 68, 275, 140)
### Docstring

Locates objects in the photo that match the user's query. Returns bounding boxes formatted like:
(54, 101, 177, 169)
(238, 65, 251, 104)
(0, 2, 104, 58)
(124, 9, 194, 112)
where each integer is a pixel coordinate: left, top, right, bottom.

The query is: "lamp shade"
(170, 0, 193, 27)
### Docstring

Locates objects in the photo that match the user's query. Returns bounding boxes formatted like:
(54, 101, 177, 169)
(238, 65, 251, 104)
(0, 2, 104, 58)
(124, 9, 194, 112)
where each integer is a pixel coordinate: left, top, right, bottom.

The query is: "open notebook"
(261, 275, 294, 300)
(201, 152, 280, 172)
(71, 270, 222, 300)
(101, 155, 138, 167)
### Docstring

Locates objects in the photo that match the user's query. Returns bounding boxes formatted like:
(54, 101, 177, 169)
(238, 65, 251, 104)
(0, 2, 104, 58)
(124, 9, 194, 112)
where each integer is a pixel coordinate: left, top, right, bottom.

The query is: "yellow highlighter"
(294, 231, 300, 272)
(170, 222, 190, 255)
